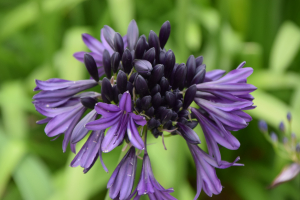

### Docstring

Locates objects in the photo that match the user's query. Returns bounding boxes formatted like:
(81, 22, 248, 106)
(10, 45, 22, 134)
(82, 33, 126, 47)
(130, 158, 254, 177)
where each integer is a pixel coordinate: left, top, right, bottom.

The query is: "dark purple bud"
(258, 120, 268, 133)
(164, 50, 175, 78)
(80, 97, 97, 109)
(103, 50, 112, 79)
(112, 85, 119, 104)
(152, 92, 162, 108)
(101, 77, 113, 103)
(287, 112, 292, 122)
(148, 118, 161, 130)
(183, 84, 196, 109)
(149, 64, 164, 87)
(186, 121, 198, 129)
(195, 55, 203, 66)
(134, 60, 153, 76)
(169, 63, 178, 87)
(160, 77, 169, 95)
(163, 120, 172, 130)
(155, 106, 166, 119)
(161, 109, 172, 124)
(151, 128, 162, 138)
(191, 66, 206, 85)
(83, 54, 99, 82)
(145, 107, 154, 117)
(173, 100, 183, 112)
(159, 50, 166, 64)
(127, 82, 133, 96)
(135, 75, 149, 96)
(148, 30, 160, 61)
(122, 49, 133, 73)
(114, 32, 124, 56)
(165, 91, 176, 108)
(159, 21, 171, 49)
(127, 20, 139, 51)
(171, 111, 178, 121)
(195, 64, 206, 74)
(141, 95, 152, 110)
(178, 109, 189, 118)
(151, 84, 161, 96)
(173, 63, 187, 90)
(135, 35, 147, 59)
(178, 117, 188, 124)
(129, 72, 138, 83)
(143, 47, 156, 64)
(186, 55, 196, 87)
(135, 98, 142, 112)
(174, 89, 183, 100)
(111, 52, 121, 73)
(116, 70, 127, 93)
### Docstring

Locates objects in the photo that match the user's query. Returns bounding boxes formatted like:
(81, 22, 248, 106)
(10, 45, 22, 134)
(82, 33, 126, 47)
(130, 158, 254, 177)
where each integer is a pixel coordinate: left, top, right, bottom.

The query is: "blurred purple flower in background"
(33, 19, 256, 199)
(258, 113, 300, 188)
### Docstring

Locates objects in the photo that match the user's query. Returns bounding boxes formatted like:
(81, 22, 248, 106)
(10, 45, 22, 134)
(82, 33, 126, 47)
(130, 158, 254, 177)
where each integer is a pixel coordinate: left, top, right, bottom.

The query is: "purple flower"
(107, 147, 137, 200)
(34, 92, 99, 153)
(86, 91, 147, 152)
(33, 79, 98, 108)
(70, 130, 108, 173)
(73, 20, 139, 70)
(187, 143, 242, 199)
(131, 153, 176, 200)
(191, 107, 240, 164)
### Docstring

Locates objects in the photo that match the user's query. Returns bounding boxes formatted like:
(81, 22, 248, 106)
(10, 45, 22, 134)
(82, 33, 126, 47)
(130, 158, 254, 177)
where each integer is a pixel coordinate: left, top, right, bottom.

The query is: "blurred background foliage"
(0, 0, 300, 199)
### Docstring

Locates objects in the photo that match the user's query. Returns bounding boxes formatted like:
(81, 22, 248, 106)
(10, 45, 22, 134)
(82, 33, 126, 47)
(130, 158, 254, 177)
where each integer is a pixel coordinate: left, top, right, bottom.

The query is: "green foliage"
(0, 0, 300, 199)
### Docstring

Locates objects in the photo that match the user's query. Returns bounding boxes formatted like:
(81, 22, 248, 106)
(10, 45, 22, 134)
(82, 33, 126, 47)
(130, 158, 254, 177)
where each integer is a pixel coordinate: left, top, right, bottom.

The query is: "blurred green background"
(1, 0, 300, 199)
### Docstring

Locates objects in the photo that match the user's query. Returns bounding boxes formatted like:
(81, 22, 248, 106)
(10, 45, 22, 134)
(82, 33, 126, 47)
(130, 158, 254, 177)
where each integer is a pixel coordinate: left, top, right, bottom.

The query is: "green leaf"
(0, 139, 26, 197)
(0, 82, 30, 139)
(0, 0, 85, 41)
(185, 19, 202, 51)
(54, 27, 91, 80)
(13, 155, 53, 200)
(269, 21, 300, 73)
(248, 70, 300, 90)
(247, 90, 300, 136)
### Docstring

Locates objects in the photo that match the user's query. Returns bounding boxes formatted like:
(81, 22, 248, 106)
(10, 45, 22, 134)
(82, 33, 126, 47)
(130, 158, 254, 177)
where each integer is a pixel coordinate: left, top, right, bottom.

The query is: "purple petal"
(73, 51, 86, 63)
(204, 70, 225, 82)
(127, 20, 139, 50)
(71, 109, 98, 143)
(119, 91, 132, 113)
(127, 117, 145, 150)
(102, 25, 116, 51)
(85, 112, 122, 131)
(270, 163, 300, 188)
(129, 113, 147, 126)
(177, 122, 201, 144)
(82, 33, 104, 54)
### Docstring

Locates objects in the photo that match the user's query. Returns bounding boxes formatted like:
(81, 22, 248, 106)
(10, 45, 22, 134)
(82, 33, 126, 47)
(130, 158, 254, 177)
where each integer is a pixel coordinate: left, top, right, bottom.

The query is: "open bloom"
(188, 143, 243, 199)
(131, 153, 176, 200)
(107, 147, 137, 200)
(86, 91, 147, 152)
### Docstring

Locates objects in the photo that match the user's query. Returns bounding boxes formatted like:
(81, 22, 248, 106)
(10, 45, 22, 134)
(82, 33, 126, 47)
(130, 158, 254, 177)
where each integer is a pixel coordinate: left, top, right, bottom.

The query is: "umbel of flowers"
(33, 20, 256, 199)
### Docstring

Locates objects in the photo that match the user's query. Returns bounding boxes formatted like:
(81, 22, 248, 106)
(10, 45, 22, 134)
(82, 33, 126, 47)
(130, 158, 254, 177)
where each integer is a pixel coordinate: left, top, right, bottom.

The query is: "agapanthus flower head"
(33, 19, 256, 199)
